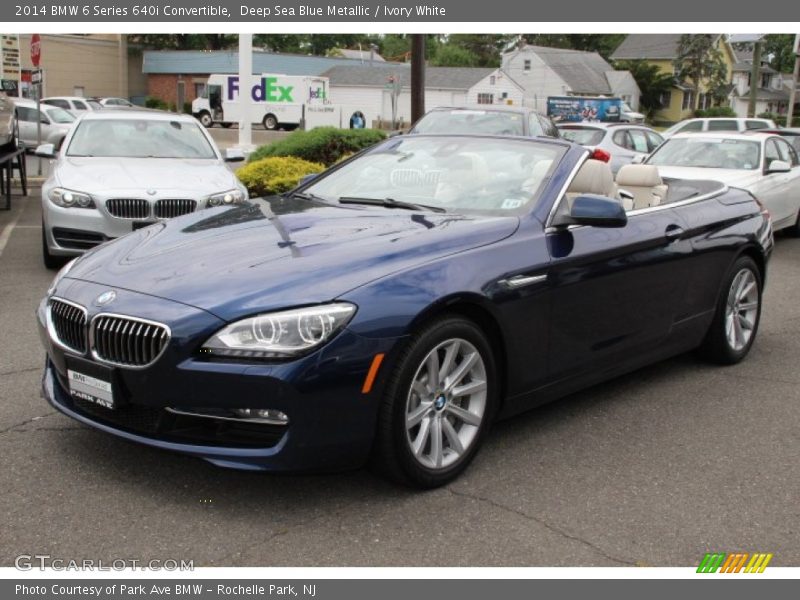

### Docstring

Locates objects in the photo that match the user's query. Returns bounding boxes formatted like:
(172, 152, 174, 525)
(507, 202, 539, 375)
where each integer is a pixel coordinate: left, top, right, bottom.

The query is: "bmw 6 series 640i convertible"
(38, 134, 773, 488)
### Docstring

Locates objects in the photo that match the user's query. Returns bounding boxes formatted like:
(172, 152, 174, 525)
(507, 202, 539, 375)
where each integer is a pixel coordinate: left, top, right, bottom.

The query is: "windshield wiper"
(338, 196, 446, 213)
(285, 190, 327, 202)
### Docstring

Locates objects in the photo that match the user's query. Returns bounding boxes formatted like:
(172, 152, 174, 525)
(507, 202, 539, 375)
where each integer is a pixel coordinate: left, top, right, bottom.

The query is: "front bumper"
(38, 282, 402, 472)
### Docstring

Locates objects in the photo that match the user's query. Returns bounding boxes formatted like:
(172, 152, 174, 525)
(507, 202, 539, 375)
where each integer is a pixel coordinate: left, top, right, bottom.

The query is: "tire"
(372, 316, 498, 488)
(198, 112, 213, 128)
(221, 122, 233, 129)
(263, 114, 278, 130)
(699, 256, 762, 364)
(789, 209, 800, 238)
(42, 225, 64, 270)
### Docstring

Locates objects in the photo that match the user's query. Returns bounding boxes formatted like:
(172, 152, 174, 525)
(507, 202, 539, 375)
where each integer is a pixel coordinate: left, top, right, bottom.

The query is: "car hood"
(654, 166, 761, 189)
(54, 157, 237, 194)
(65, 197, 520, 321)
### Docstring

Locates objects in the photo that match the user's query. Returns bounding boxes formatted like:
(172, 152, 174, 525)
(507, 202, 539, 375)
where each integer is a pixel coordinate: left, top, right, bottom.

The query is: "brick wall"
(147, 74, 209, 110)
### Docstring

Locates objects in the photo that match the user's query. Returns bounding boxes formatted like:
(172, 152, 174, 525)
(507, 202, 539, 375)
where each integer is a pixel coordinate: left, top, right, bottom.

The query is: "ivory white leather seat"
(565, 159, 630, 210)
(615, 164, 668, 210)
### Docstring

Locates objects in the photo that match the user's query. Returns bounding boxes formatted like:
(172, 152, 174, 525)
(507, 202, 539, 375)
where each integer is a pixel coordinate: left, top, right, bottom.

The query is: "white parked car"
(36, 109, 248, 268)
(14, 98, 76, 150)
(42, 96, 103, 112)
(661, 117, 776, 139)
(558, 122, 664, 174)
(97, 97, 135, 108)
(646, 132, 800, 233)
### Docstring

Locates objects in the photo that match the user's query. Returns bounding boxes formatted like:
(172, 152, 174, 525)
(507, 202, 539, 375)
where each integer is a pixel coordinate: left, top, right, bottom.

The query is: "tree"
(615, 60, 676, 119)
(128, 34, 236, 51)
(430, 45, 479, 67)
(763, 34, 797, 73)
(673, 34, 729, 111)
(443, 34, 513, 67)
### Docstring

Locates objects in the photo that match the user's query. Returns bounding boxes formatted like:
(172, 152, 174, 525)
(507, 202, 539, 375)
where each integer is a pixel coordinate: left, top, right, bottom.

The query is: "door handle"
(665, 224, 685, 241)
(501, 274, 548, 289)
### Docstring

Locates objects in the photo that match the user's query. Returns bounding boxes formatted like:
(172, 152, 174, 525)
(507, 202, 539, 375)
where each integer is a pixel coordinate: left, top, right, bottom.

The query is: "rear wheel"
(373, 316, 497, 488)
(263, 114, 278, 130)
(789, 209, 800, 237)
(198, 112, 213, 128)
(699, 256, 762, 364)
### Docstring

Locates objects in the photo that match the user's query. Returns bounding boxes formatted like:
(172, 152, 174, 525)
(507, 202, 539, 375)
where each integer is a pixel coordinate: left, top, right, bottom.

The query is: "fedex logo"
(226, 77, 294, 103)
(309, 86, 326, 100)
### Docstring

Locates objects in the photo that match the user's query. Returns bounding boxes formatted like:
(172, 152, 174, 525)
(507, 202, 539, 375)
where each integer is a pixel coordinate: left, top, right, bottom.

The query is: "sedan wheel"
(373, 316, 497, 488)
(700, 256, 761, 364)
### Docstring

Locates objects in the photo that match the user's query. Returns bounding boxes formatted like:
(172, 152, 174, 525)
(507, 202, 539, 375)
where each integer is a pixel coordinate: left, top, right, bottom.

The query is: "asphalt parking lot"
(1, 185, 799, 568)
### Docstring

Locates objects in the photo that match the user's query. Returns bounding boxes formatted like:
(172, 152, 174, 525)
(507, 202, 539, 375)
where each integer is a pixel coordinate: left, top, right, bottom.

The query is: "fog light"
(232, 408, 289, 424)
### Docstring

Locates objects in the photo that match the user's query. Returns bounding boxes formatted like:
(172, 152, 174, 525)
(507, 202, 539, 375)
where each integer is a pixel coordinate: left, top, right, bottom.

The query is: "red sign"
(30, 34, 41, 67)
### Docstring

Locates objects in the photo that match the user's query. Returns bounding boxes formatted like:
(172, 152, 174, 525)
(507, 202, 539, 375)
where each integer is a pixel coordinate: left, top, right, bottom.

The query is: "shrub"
(236, 156, 325, 197)
(248, 127, 386, 166)
(144, 96, 168, 110)
(693, 106, 736, 118)
(757, 112, 800, 127)
(183, 102, 192, 115)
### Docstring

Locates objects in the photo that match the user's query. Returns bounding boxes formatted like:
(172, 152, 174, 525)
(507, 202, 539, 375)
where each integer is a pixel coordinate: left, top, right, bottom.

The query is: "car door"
(545, 204, 692, 382)
(774, 137, 800, 225)
(757, 138, 795, 228)
(16, 107, 36, 146)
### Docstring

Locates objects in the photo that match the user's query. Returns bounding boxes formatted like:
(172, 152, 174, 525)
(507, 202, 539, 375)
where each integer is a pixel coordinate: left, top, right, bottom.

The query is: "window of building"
(681, 91, 695, 111)
(477, 93, 494, 105)
(73, 86, 84, 97)
(489, 75, 496, 85)
(523, 59, 531, 71)
(658, 90, 672, 107)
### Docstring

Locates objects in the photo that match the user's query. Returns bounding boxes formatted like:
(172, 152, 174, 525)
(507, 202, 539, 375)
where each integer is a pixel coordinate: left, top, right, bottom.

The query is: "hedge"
(757, 112, 800, 127)
(248, 127, 386, 166)
(236, 156, 325, 197)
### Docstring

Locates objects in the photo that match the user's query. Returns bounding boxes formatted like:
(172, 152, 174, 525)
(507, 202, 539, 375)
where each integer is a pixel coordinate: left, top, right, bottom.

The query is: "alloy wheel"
(725, 268, 759, 351)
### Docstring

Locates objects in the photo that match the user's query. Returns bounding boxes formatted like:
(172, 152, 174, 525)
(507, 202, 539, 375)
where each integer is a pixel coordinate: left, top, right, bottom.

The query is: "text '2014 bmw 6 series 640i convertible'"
(37, 134, 774, 487)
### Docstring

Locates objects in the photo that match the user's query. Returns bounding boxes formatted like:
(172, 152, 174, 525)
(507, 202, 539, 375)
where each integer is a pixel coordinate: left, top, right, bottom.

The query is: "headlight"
(207, 189, 246, 207)
(48, 188, 95, 209)
(46, 258, 77, 297)
(201, 303, 357, 358)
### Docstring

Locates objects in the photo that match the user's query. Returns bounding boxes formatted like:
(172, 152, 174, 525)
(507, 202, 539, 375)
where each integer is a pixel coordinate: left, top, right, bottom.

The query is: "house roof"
(731, 48, 777, 73)
(321, 64, 511, 91)
(142, 50, 387, 76)
(611, 34, 729, 61)
(334, 48, 386, 62)
(736, 87, 790, 101)
(514, 45, 615, 93)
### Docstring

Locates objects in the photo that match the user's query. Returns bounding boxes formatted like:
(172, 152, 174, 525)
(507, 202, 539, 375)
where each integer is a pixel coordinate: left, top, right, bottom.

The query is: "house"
(321, 64, 525, 127)
(611, 34, 736, 124)
(142, 49, 393, 110)
(330, 48, 386, 62)
(501, 45, 641, 113)
(728, 48, 794, 117)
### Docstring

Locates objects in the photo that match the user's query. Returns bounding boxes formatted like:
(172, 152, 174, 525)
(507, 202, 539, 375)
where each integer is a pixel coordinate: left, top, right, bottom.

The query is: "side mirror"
(224, 148, 245, 163)
(388, 130, 405, 138)
(298, 173, 318, 187)
(766, 159, 790, 174)
(35, 143, 57, 158)
(553, 195, 628, 228)
(631, 154, 647, 164)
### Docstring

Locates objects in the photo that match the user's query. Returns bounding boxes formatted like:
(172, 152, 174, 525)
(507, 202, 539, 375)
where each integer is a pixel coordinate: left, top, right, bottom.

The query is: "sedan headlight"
(202, 303, 357, 358)
(48, 188, 95, 209)
(207, 189, 246, 207)
(46, 258, 77, 297)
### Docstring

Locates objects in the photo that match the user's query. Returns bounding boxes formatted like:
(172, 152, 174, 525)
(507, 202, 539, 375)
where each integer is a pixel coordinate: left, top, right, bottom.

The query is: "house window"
(681, 91, 695, 111)
(523, 59, 531, 71)
(489, 75, 496, 85)
(500, 92, 508, 99)
(477, 93, 494, 105)
(658, 90, 672, 107)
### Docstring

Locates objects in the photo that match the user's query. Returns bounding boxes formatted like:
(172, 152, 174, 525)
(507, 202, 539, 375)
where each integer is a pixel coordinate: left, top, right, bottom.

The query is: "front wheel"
(699, 256, 762, 364)
(373, 316, 497, 488)
(198, 112, 213, 128)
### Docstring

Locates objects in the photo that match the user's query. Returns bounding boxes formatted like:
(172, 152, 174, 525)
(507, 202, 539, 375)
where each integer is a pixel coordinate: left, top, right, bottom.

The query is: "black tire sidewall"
(381, 316, 498, 488)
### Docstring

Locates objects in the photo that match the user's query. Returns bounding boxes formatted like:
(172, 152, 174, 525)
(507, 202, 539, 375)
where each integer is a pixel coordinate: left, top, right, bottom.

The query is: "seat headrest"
(616, 164, 663, 188)
(567, 159, 615, 197)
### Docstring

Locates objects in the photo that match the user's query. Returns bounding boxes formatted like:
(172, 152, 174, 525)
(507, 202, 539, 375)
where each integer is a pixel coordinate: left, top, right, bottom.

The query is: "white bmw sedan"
(37, 109, 247, 268)
(645, 132, 800, 234)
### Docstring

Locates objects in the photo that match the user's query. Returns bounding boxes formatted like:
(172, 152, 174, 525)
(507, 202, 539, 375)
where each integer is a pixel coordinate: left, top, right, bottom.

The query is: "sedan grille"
(106, 198, 150, 219)
(91, 315, 170, 367)
(154, 199, 197, 219)
(49, 299, 88, 354)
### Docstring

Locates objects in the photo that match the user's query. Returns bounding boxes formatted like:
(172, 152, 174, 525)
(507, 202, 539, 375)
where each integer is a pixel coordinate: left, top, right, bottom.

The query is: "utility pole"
(237, 33, 254, 152)
(787, 34, 799, 127)
(411, 34, 425, 125)
(747, 41, 762, 118)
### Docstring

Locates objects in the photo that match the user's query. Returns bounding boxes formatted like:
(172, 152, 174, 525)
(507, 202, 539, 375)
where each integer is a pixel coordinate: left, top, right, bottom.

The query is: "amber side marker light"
(362, 353, 386, 394)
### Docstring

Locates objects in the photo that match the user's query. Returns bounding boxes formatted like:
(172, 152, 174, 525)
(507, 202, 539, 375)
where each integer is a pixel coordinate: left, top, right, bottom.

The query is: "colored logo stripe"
(697, 552, 773, 573)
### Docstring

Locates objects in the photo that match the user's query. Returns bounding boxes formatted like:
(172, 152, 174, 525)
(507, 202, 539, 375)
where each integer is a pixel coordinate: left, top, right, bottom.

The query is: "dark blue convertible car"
(38, 134, 773, 487)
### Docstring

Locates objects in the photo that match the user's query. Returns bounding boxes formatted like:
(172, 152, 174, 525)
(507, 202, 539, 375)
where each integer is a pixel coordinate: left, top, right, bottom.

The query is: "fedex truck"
(191, 74, 330, 130)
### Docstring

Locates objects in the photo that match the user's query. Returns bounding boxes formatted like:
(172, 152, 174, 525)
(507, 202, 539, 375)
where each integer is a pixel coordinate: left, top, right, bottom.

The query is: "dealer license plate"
(67, 369, 115, 409)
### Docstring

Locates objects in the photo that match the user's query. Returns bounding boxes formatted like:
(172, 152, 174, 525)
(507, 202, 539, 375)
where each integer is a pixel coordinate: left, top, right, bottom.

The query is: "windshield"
(303, 136, 566, 215)
(66, 118, 217, 159)
(411, 110, 525, 136)
(647, 137, 761, 170)
(46, 107, 75, 124)
(557, 127, 605, 146)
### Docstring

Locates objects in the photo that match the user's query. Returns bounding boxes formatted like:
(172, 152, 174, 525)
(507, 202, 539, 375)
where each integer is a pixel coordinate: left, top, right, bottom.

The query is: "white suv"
(662, 117, 776, 138)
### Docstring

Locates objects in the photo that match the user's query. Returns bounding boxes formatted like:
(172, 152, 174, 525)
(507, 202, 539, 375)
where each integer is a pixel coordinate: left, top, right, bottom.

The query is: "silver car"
(15, 98, 75, 150)
(557, 122, 664, 174)
(37, 109, 247, 268)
